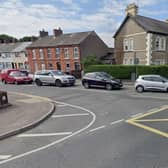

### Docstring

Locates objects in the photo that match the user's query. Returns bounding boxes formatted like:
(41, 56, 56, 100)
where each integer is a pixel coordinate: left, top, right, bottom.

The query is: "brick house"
(27, 28, 108, 76)
(114, 3, 168, 65)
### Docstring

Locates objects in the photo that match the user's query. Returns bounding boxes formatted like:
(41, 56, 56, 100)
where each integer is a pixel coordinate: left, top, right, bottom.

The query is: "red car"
(0, 69, 33, 84)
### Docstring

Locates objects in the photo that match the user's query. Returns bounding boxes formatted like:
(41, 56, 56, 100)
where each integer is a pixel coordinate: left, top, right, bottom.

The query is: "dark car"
(82, 72, 123, 90)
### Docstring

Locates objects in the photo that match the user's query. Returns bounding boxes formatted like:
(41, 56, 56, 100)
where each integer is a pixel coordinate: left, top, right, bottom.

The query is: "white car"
(34, 70, 76, 87)
(135, 75, 168, 93)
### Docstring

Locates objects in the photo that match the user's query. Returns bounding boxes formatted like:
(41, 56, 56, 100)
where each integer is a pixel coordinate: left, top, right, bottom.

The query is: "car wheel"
(14, 81, 19, 85)
(83, 82, 90, 89)
(136, 85, 144, 93)
(55, 80, 62, 87)
(2, 79, 7, 84)
(105, 83, 113, 90)
(35, 79, 42, 86)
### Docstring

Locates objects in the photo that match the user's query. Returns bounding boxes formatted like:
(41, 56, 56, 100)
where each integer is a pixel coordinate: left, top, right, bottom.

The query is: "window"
(74, 47, 79, 59)
(32, 49, 36, 59)
(55, 48, 60, 58)
(66, 62, 70, 72)
(47, 48, 52, 59)
(74, 62, 80, 70)
(41, 63, 45, 70)
(155, 36, 166, 51)
(48, 63, 53, 69)
(123, 38, 134, 51)
(64, 48, 69, 59)
(154, 59, 165, 65)
(39, 49, 44, 59)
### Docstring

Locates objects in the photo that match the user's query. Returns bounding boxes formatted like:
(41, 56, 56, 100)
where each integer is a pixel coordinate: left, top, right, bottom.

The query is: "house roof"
(27, 31, 94, 48)
(0, 42, 32, 53)
(114, 15, 168, 37)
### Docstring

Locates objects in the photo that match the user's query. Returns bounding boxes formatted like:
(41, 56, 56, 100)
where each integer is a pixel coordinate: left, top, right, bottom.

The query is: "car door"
(150, 76, 166, 90)
(94, 73, 105, 88)
(40, 72, 55, 84)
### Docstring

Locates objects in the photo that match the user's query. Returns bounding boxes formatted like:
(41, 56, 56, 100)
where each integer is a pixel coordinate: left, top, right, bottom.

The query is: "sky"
(0, 0, 168, 47)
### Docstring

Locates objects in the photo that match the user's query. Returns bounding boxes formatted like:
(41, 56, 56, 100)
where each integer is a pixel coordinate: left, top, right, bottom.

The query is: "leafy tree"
(81, 55, 102, 69)
(0, 34, 18, 43)
(19, 36, 37, 42)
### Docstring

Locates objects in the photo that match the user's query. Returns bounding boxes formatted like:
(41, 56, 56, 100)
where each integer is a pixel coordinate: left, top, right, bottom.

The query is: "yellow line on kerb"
(126, 120, 168, 138)
(136, 119, 168, 122)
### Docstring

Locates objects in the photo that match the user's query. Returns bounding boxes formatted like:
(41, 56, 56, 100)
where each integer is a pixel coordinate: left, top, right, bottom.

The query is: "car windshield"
(10, 71, 26, 77)
(98, 72, 114, 79)
(160, 76, 168, 82)
(51, 71, 65, 76)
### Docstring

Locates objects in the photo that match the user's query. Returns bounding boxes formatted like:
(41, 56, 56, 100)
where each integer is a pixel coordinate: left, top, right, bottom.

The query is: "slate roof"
(0, 42, 32, 53)
(114, 15, 168, 37)
(27, 31, 94, 48)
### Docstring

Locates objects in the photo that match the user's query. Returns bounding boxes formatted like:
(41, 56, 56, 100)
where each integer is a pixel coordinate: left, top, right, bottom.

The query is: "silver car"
(135, 75, 168, 93)
(34, 70, 75, 87)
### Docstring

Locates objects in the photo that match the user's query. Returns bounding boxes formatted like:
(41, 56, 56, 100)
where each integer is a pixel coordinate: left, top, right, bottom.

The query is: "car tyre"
(136, 85, 144, 93)
(83, 82, 90, 89)
(35, 79, 42, 86)
(105, 83, 113, 90)
(55, 80, 62, 87)
(14, 80, 19, 85)
(2, 79, 7, 84)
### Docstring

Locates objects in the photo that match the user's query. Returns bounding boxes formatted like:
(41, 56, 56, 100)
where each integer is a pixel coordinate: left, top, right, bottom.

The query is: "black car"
(82, 72, 123, 90)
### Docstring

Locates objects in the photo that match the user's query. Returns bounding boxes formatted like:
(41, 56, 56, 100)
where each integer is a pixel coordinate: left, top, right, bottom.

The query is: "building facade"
(0, 42, 31, 70)
(114, 3, 168, 65)
(27, 29, 108, 75)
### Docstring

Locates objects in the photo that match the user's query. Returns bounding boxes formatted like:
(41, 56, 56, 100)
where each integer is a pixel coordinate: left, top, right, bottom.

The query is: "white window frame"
(39, 49, 44, 59)
(47, 48, 52, 59)
(123, 38, 134, 51)
(73, 47, 79, 59)
(32, 49, 36, 59)
(64, 48, 69, 59)
(155, 36, 166, 51)
(55, 48, 60, 58)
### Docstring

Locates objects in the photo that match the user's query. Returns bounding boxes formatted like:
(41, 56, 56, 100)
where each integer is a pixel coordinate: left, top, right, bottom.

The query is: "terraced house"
(0, 42, 31, 70)
(27, 28, 108, 76)
(114, 3, 168, 65)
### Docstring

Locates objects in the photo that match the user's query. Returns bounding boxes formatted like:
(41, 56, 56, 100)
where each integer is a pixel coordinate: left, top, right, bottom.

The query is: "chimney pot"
(53, 28, 63, 37)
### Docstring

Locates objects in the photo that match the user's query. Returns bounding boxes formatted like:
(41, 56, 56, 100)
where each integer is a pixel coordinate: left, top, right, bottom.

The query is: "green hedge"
(85, 65, 168, 79)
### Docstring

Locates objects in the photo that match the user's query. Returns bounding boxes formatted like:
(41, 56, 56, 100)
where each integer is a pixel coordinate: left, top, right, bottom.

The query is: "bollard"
(0, 91, 8, 106)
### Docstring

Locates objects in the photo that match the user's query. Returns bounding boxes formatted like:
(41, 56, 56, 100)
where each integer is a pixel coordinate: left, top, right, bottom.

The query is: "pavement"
(0, 92, 55, 140)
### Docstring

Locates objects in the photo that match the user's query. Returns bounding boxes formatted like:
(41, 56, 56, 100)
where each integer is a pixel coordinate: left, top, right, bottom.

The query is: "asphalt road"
(0, 83, 168, 168)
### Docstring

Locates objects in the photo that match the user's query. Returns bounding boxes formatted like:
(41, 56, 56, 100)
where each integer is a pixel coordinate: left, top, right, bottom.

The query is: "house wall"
(115, 18, 147, 64)
(80, 32, 108, 59)
(27, 45, 81, 73)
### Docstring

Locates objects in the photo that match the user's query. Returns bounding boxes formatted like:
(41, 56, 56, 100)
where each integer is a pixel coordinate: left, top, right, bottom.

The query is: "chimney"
(53, 27, 63, 37)
(39, 29, 49, 37)
(125, 3, 138, 16)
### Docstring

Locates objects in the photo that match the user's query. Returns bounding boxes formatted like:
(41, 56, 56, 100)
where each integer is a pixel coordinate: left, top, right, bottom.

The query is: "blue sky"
(0, 0, 168, 47)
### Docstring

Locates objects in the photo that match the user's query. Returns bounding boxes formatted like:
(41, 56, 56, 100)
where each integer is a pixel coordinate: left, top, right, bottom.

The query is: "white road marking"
(0, 100, 96, 165)
(0, 155, 12, 160)
(110, 119, 124, 125)
(57, 104, 67, 107)
(89, 125, 106, 133)
(131, 113, 143, 118)
(52, 113, 89, 118)
(18, 132, 72, 137)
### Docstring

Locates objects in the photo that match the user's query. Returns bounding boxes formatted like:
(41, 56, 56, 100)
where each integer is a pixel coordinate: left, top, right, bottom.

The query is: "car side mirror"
(162, 80, 166, 83)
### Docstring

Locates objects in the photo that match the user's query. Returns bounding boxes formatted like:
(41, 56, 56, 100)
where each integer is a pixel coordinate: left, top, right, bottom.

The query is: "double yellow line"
(126, 107, 168, 138)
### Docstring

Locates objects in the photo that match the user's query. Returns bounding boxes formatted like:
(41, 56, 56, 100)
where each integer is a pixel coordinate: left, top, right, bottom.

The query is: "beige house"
(114, 3, 168, 65)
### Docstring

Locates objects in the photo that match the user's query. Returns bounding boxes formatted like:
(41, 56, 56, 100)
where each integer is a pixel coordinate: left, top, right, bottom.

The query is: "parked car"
(34, 70, 76, 87)
(82, 72, 123, 90)
(0, 69, 33, 84)
(135, 75, 168, 93)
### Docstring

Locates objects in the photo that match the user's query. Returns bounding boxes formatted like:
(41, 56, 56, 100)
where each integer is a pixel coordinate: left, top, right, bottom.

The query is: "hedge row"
(85, 65, 168, 79)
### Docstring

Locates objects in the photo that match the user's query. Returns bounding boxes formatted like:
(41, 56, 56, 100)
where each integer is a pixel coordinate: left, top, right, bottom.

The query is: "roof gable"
(114, 15, 168, 38)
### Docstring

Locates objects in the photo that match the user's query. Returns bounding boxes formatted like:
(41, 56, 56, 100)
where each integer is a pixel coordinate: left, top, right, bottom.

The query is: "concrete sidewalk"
(0, 92, 55, 140)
